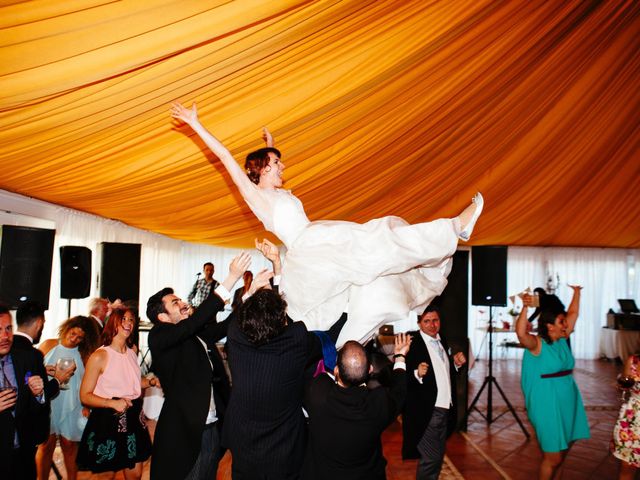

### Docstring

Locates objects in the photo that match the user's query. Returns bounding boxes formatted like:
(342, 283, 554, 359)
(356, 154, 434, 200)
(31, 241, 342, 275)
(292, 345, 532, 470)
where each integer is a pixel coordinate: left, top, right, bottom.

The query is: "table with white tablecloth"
(599, 327, 640, 361)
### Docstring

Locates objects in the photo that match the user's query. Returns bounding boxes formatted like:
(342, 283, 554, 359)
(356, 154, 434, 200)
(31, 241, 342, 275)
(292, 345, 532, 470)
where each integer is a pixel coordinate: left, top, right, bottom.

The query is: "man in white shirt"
(402, 306, 466, 480)
(88, 297, 109, 331)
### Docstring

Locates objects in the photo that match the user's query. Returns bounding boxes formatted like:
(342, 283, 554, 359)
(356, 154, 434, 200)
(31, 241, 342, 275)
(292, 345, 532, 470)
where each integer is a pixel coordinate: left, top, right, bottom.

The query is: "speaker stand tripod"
(465, 305, 529, 437)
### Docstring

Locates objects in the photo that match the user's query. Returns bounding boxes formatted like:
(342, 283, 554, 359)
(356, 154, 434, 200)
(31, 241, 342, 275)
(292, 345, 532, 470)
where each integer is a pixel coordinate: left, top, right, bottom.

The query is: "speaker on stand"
(465, 246, 529, 438)
(60, 246, 92, 317)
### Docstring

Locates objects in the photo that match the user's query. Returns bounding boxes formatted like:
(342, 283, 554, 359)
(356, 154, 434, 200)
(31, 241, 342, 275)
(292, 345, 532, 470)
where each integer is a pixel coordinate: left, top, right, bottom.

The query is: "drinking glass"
(56, 357, 76, 390)
(617, 373, 635, 402)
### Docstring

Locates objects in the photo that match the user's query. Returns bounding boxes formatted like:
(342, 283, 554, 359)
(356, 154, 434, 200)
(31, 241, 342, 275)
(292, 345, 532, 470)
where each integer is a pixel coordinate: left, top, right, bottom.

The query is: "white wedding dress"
(243, 186, 459, 347)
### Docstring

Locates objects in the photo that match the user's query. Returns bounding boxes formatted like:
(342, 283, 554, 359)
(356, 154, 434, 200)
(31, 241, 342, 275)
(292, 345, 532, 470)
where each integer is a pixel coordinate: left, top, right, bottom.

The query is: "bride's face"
(259, 152, 285, 188)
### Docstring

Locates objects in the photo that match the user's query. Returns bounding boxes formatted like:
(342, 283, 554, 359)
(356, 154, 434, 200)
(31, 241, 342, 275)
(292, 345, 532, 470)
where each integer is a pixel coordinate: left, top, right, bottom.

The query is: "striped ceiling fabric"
(1, 0, 638, 248)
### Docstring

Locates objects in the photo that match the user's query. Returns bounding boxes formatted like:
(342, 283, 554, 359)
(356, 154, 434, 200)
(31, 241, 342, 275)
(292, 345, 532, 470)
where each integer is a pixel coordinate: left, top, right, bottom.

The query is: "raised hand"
(394, 332, 412, 356)
(248, 268, 275, 296)
(171, 102, 199, 126)
(262, 127, 274, 147)
(255, 238, 279, 263)
(568, 284, 583, 292)
(222, 252, 252, 293)
(229, 252, 252, 278)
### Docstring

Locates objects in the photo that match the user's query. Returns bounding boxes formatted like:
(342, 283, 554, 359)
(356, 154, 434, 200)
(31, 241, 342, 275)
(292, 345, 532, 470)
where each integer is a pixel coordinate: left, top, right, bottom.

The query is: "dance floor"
(58, 358, 621, 479)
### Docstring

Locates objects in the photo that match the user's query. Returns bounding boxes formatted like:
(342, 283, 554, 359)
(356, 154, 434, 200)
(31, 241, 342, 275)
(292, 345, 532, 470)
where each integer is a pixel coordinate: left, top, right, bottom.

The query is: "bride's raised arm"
(171, 102, 261, 204)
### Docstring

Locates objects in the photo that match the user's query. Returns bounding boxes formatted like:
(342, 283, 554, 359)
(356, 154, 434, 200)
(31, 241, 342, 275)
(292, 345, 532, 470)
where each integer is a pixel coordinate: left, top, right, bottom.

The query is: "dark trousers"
(185, 422, 222, 480)
(231, 462, 300, 480)
(416, 407, 449, 480)
(10, 445, 37, 480)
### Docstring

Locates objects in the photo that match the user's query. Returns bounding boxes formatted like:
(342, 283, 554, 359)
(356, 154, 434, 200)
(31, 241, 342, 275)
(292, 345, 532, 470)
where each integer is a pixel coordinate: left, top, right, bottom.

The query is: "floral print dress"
(612, 355, 640, 467)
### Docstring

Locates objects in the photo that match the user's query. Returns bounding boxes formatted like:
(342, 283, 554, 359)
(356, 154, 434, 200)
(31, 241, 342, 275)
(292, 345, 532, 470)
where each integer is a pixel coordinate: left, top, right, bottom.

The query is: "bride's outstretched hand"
(171, 102, 198, 126)
(262, 127, 274, 147)
(255, 238, 279, 263)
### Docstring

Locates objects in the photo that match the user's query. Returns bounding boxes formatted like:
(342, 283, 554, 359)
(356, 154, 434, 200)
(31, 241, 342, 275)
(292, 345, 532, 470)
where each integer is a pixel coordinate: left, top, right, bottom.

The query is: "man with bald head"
(302, 334, 412, 480)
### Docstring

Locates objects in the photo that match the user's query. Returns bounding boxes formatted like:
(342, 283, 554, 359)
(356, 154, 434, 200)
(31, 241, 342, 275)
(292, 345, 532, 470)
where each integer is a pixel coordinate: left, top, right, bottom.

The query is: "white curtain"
(0, 190, 272, 343)
(2, 189, 638, 358)
(468, 246, 638, 360)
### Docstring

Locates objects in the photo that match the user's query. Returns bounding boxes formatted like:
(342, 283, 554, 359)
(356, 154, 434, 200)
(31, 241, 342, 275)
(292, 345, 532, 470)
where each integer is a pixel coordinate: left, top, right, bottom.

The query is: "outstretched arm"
(564, 285, 582, 336)
(171, 102, 266, 209)
(516, 295, 539, 352)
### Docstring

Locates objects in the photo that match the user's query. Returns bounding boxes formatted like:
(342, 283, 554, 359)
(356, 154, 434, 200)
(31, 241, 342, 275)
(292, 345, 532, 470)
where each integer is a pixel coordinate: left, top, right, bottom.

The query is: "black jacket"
(148, 292, 230, 480)
(302, 367, 407, 480)
(402, 331, 458, 459)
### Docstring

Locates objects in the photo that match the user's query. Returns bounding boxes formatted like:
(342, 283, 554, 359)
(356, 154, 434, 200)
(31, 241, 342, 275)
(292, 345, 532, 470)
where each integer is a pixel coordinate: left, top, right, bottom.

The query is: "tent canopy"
(1, 0, 638, 248)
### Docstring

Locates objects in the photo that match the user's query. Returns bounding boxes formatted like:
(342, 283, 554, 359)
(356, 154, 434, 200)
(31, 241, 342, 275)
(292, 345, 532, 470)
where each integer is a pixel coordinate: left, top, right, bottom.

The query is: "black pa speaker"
(431, 250, 469, 430)
(60, 246, 92, 299)
(0, 225, 55, 309)
(99, 242, 141, 305)
(471, 246, 507, 306)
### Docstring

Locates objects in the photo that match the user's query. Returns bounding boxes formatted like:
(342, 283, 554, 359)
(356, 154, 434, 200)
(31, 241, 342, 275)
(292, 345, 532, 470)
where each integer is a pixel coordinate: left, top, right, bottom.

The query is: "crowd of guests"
(0, 257, 636, 480)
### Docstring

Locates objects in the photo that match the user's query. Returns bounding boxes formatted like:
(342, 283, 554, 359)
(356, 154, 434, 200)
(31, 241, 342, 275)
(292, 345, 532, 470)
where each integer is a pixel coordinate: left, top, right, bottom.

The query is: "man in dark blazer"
(222, 287, 322, 480)
(13, 301, 73, 444)
(302, 334, 412, 480)
(402, 306, 466, 480)
(0, 304, 48, 480)
(147, 252, 249, 480)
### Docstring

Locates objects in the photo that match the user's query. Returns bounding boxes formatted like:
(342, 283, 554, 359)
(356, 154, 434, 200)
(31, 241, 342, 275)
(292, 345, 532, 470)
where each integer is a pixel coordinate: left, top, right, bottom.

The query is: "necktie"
(431, 339, 445, 361)
(1, 358, 13, 389)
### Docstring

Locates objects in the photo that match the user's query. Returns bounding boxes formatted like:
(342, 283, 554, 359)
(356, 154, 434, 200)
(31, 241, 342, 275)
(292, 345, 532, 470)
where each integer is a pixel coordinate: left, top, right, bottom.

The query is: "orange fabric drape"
(0, 0, 638, 248)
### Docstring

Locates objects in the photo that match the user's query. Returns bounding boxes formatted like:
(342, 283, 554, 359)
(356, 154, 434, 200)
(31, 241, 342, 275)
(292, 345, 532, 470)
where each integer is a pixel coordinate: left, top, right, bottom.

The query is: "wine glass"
(56, 357, 76, 390)
(617, 373, 635, 402)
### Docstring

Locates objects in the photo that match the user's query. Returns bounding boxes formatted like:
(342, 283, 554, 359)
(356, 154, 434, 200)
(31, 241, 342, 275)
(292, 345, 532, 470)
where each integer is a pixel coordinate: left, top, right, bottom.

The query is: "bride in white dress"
(171, 103, 483, 347)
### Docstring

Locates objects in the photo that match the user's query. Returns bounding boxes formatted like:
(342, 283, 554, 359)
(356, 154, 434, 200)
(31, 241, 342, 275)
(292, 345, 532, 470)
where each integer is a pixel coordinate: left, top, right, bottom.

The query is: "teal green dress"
(521, 337, 590, 452)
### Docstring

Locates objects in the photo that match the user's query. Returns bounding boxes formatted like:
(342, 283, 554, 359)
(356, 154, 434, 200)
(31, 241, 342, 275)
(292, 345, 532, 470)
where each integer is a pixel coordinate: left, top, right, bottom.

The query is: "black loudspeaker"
(432, 250, 469, 430)
(60, 246, 92, 299)
(471, 246, 507, 306)
(0, 225, 55, 309)
(99, 242, 141, 305)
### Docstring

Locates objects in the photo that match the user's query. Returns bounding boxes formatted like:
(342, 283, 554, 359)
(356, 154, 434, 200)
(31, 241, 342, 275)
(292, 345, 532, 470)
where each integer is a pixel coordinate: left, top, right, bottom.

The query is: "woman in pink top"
(77, 308, 152, 479)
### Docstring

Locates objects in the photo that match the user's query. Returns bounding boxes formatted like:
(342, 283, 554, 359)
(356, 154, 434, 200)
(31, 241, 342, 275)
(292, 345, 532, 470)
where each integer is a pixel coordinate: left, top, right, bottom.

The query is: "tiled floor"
(55, 358, 624, 479)
(382, 358, 622, 479)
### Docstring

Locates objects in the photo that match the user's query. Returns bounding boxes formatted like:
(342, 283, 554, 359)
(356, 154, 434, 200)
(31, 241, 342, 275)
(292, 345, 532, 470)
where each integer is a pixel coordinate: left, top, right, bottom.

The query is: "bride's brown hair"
(244, 147, 281, 184)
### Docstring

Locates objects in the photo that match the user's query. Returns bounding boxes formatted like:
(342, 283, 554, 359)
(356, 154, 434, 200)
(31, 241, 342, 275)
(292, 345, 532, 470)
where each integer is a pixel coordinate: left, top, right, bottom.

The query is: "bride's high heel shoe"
(458, 192, 484, 241)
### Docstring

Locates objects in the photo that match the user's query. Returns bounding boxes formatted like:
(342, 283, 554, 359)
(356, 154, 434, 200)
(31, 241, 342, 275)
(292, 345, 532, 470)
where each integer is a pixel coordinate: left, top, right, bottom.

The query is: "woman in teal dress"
(36, 316, 99, 480)
(516, 285, 590, 480)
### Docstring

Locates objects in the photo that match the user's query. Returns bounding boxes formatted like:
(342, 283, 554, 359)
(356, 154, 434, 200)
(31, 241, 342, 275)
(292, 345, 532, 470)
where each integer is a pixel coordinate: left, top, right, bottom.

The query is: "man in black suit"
(12, 301, 72, 449)
(222, 287, 322, 480)
(0, 304, 48, 480)
(302, 334, 412, 480)
(147, 252, 249, 480)
(402, 306, 466, 480)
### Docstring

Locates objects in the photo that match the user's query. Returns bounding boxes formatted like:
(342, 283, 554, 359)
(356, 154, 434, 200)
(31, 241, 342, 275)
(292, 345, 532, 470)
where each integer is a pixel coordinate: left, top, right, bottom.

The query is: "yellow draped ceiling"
(0, 0, 638, 248)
